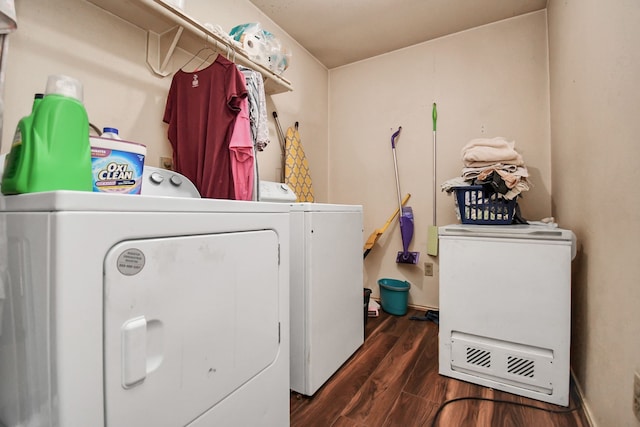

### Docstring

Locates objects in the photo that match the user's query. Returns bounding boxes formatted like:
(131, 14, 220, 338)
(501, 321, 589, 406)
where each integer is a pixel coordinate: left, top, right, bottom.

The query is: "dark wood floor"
(290, 307, 590, 427)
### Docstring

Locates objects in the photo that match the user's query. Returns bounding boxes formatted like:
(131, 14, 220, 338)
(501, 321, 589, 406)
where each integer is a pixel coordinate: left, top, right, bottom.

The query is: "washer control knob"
(150, 172, 164, 184)
(170, 175, 183, 186)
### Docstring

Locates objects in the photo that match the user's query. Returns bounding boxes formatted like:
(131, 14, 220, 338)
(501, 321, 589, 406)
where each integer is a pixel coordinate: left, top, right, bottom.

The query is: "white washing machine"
(0, 190, 290, 426)
(289, 202, 364, 396)
(438, 224, 576, 406)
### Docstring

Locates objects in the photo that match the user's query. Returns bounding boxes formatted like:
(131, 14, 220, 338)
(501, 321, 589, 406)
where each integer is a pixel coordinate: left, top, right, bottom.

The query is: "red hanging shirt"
(163, 55, 247, 199)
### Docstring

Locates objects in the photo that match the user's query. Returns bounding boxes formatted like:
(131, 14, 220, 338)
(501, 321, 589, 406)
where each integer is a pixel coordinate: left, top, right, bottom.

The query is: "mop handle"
(391, 126, 402, 148)
(391, 127, 403, 214)
(432, 103, 437, 224)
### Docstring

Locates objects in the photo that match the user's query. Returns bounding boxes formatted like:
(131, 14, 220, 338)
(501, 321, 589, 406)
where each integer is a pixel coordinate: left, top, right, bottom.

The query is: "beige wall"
(2, 0, 330, 201)
(548, 0, 640, 426)
(329, 11, 552, 308)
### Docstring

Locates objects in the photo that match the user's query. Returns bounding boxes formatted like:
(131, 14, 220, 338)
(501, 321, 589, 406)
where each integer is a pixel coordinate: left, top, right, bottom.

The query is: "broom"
(363, 193, 410, 259)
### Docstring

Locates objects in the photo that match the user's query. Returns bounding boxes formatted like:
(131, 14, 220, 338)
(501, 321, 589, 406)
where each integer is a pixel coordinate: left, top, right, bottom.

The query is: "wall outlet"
(424, 262, 433, 276)
(160, 156, 173, 170)
(633, 371, 640, 421)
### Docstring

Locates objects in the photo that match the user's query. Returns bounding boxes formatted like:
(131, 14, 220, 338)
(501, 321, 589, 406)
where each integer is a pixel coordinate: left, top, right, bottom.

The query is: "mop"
(390, 127, 419, 264)
(426, 103, 439, 256)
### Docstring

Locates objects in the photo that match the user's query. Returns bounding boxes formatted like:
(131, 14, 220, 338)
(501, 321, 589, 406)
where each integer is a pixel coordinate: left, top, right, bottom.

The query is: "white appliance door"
(103, 230, 280, 427)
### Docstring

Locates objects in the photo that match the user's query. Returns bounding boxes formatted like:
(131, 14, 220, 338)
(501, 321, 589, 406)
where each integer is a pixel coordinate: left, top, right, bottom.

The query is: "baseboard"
(571, 369, 596, 427)
(369, 297, 438, 314)
(408, 303, 439, 312)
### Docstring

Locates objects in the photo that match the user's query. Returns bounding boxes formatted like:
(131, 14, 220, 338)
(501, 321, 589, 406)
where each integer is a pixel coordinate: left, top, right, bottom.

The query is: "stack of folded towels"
(442, 137, 530, 200)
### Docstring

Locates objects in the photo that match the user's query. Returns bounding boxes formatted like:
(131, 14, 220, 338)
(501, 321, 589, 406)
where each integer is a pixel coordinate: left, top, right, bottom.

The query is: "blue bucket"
(377, 278, 411, 316)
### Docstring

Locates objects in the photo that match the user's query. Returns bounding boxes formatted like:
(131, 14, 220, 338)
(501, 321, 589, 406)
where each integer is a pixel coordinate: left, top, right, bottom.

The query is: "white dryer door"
(103, 231, 280, 427)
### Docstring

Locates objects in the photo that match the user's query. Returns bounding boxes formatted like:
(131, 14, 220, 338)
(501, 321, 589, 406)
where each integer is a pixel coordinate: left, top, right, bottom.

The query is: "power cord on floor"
(430, 395, 583, 427)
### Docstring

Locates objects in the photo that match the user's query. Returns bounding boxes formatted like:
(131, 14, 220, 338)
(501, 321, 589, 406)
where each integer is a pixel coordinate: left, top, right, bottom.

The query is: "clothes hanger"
(194, 49, 218, 71)
(180, 35, 217, 71)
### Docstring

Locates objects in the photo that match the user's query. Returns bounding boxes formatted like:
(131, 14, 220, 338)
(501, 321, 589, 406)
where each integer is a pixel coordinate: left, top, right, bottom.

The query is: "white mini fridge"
(438, 224, 576, 406)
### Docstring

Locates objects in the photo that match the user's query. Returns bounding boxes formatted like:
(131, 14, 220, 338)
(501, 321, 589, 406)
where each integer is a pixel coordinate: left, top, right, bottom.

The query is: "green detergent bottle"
(1, 75, 92, 194)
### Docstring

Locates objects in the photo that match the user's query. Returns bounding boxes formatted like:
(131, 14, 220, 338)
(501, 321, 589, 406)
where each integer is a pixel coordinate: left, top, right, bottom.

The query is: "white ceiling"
(249, 0, 548, 69)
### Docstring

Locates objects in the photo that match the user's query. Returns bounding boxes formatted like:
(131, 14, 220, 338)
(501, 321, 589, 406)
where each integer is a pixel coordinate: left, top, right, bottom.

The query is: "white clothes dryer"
(0, 191, 290, 427)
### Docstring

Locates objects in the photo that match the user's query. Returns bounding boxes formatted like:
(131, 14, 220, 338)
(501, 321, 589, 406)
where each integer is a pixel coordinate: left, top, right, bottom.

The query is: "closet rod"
(88, 0, 293, 93)
(144, 0, 292, 90)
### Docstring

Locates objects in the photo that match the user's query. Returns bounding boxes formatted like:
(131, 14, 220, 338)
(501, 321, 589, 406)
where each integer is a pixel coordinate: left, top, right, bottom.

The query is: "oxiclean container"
(90, 135, 146, 194)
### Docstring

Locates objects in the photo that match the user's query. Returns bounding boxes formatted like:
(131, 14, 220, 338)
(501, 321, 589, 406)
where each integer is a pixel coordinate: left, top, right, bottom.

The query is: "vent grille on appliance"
(507, 356, 535, 378)
(466, 346, 491, 368)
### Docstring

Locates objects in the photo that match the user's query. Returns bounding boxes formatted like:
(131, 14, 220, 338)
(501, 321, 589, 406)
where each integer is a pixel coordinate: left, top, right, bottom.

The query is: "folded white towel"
(461, 137, 524, 167)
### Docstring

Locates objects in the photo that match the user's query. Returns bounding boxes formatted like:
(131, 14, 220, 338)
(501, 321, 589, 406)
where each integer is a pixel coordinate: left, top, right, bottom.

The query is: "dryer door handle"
(121, 316, 148, 388)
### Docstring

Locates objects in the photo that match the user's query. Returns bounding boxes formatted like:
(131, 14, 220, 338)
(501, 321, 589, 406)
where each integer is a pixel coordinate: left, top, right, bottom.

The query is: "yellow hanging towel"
(284, 124, 314, 202)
